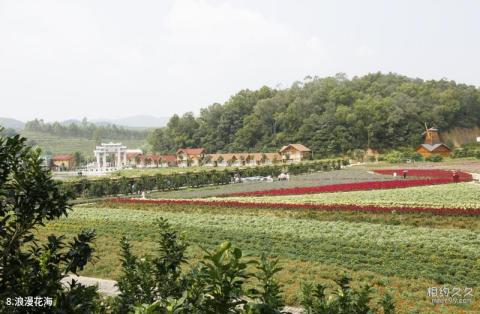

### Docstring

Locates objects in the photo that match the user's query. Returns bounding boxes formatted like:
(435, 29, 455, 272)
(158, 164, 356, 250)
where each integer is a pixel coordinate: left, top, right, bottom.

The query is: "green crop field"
(36, 201, 480, 313)
(21, 130, 147, 156)
(222, 182, 480, 209)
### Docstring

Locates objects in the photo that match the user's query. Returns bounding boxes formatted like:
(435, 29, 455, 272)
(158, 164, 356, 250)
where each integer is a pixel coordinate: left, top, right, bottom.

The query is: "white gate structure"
(94, 143, 128, 170)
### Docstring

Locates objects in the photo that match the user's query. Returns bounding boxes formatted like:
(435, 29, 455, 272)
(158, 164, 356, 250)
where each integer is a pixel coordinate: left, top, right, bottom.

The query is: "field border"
(108, 197, 480, 216)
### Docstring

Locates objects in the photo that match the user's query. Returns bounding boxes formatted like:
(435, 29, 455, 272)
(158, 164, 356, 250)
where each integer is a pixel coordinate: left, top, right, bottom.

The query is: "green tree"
(148, 128, 175, 153)
(0, 131, 99, 313)
(245, 254, 285, 313)
(115, 218, 188, 313)
(301, 275, 395, 314)
(73, 151, 84, 167)
(92, 128, 102, 145)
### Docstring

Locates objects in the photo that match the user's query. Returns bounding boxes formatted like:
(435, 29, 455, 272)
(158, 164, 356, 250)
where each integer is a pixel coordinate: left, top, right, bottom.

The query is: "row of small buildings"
(48, 143, 312, 170)
(131, 144, 312, 168)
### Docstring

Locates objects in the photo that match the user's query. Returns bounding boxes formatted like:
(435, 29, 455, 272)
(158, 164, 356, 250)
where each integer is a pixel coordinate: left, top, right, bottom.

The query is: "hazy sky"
(0, 0, 479, 122)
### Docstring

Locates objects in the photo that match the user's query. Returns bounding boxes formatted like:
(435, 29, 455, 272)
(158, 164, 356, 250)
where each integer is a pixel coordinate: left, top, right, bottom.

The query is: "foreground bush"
(115, 218, 395, 314)
(0, 131, 99, 313)
(301, 277, 395, 314)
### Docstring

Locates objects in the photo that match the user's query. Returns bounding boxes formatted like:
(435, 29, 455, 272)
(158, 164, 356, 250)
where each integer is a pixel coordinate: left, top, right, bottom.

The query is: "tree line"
(149, 72, 480, 157)
(24, 118, 148, 141)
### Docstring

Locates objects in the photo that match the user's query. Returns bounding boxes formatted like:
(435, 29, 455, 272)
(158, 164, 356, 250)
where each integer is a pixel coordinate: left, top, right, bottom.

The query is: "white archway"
(94, 143, 127, 169)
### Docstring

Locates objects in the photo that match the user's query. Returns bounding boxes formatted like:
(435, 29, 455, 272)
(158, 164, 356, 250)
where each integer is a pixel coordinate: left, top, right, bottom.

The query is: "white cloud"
(355, 45, 377, 58)
(162, 0, 330, 85)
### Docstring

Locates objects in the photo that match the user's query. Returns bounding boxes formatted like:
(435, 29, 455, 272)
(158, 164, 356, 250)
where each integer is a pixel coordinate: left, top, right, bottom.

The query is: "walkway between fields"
(62, 275, 119, 296)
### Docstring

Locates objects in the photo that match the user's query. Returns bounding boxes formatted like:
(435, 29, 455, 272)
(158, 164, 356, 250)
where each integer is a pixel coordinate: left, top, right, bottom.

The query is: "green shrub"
(452, 145, 480, 159)
(383, 150, 424, 163)
(0, 130, 99, 313)
(425, 155, 443, 162)
(409, 152, 424, 162)
(384, 151, 404, 163)
(114, 218, 188, 313)
(301, 276, 396, 314)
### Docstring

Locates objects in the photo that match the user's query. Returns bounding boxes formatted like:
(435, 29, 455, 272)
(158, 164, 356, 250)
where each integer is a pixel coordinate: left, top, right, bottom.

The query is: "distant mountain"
(93, 115, 169, 128)
(0, 115, 168, 131)
(0, 117, 24, 129)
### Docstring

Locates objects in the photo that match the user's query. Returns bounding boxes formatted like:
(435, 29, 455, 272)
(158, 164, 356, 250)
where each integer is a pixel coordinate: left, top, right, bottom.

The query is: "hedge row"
(60, 159, 348, 198)
(452, 147, 480, 159)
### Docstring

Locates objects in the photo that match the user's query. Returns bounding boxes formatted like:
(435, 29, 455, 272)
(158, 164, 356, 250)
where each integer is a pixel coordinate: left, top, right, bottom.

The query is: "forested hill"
(149, 73, 480, 157)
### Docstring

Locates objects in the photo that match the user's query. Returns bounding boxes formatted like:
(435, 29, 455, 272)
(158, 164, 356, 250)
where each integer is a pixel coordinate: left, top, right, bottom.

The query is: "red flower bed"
(223, 169, 472, 197)
(373, 169, 472, 181)
(109, 197, 480, 216)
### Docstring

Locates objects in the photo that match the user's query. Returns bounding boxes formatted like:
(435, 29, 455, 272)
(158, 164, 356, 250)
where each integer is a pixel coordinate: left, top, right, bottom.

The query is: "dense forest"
(24, 118, 148, 141)
(149, 73, 480, 157)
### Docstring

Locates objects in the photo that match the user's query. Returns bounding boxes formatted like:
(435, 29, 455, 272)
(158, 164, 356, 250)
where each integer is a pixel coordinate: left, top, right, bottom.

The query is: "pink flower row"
(109, 197, 480, 216)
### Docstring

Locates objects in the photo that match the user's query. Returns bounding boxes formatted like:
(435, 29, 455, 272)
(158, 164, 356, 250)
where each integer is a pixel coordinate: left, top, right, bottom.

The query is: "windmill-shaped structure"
(416, 124, 451, 158)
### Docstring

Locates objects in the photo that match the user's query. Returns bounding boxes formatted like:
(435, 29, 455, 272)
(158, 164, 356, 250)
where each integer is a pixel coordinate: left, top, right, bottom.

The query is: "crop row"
(109, 197, 480, 216)
(223, 182, 480, 209)
(224, 169, 473, 197)
(60, 159, 346, 198)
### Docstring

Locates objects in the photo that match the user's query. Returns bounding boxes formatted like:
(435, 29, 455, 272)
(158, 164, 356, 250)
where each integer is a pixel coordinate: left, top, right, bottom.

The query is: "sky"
(0, 0, 479, 122)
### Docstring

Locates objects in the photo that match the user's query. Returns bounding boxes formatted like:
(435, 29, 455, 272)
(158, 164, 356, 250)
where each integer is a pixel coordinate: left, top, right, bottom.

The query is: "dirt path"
(62, 275, 119, 296)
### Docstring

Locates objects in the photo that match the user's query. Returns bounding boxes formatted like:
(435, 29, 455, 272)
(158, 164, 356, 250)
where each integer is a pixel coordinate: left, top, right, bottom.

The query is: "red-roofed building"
(160, 155, 177, 167)
(126, 152, 143, 166)
(279, 144, 312, 162)
(204, 152, 282, 167)
(126, 153, 178, 168)
(52, 154, 76, 170)
(176, 148, 205, 167)
(144, 154, 178, 167)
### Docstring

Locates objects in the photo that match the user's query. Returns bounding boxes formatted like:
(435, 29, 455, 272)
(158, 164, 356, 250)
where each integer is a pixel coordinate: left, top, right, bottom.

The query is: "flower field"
(222, 183, 480, 210)
(144, 168, 397, 199)
(111, 169, 480, 215)
(111, 193, 480, 216)
(37, 167, 480, 312)
(223, 169, 473, 197)
(373, 169, 473, 181)
(37, 203, 480, 313)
